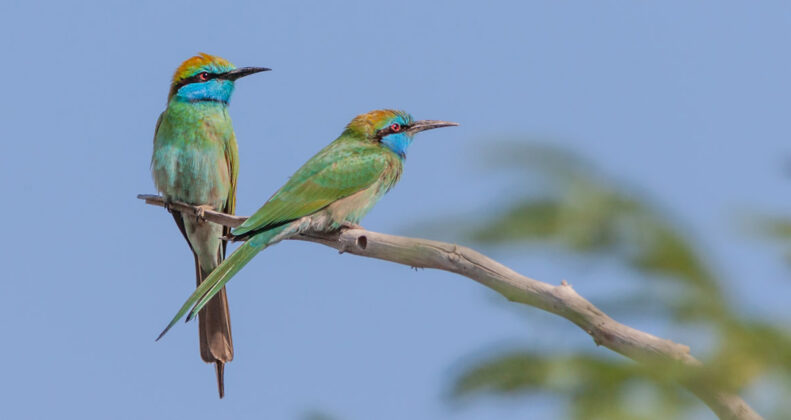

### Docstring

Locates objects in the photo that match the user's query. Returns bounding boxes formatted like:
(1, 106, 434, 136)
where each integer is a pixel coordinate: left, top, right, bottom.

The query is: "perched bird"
(151, 53, 269, 398)
(157, 109, 457, 338)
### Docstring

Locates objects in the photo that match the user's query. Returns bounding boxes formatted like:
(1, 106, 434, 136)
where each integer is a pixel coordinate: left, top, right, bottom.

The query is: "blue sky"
(1, 1, 789, 419)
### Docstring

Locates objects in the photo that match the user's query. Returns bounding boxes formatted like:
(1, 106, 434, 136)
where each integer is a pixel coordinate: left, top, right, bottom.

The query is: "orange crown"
(171, 53, 235, 84)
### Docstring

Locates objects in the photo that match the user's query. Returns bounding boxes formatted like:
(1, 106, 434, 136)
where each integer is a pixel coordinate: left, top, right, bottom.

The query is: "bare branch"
(139, 194, 762, 420)
(139, 194, 247, 227)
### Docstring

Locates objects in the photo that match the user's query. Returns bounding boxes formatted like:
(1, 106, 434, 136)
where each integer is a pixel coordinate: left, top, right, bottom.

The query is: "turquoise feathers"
(151, 53, 268, 398)
(152, 101, 234, 207)
(157, 109, 458, 339)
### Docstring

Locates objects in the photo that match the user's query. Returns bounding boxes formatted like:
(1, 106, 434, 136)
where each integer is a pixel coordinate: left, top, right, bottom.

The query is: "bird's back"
(232, 135, 402, 238)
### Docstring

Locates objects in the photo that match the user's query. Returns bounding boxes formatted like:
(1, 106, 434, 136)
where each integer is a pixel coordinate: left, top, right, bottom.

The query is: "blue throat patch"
(381, 132, 413, 158)
(176, 79, 235, 104)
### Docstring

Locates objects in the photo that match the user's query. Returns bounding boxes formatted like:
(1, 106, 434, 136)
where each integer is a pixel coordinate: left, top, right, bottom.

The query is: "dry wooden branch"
(138, 194, 762, 420)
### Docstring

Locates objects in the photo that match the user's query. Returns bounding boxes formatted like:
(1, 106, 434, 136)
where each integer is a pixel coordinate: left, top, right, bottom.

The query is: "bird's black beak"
(407, 120, 459, 135)
(223, 67, 271, 81)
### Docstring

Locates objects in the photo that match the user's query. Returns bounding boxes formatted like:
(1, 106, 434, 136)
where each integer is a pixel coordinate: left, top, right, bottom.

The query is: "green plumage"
(153, 101, 238, 210)
(151, 52, 269, 398)
(151, 99, 238, 398)
(157, 109, 457, 341)
(233, 137, 401, 237)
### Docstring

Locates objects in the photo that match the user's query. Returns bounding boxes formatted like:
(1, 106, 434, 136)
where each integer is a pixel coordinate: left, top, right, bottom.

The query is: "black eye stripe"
(375, 123, 411, 139)
(174, 72, 220, 90)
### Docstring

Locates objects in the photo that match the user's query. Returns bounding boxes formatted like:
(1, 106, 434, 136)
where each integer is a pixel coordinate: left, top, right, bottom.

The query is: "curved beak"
(223, 67, 271, 81)
(407, 120, 459, 135)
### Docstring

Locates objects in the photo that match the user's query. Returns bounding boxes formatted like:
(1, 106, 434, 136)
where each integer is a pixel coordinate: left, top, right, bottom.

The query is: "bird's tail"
(196, 260, 233, 399)
(157, 224, 290, 341)
(169, 211, 235, 398)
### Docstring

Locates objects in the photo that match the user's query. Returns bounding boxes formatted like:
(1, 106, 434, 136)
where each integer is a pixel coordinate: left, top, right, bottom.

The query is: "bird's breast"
(323, 181, 384, 227)
(152, 107, 234, 208)
(321, 161, 402, 229)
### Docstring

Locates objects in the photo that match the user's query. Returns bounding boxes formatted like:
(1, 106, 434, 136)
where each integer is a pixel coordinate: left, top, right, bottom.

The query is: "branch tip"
(138, 193, 762, 420)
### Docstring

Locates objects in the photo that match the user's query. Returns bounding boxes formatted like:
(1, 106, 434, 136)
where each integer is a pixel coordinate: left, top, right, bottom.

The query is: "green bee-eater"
(151, 53, 268, 397)
(156, 109, 457, 340)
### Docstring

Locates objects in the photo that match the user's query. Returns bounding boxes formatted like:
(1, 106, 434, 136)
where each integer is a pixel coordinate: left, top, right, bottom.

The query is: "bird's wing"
(157, 143, 393, 340)
(153, 112, 164, 143)
(224, 131, 239, 216)
(232, 142, 391, 238)
(221, 131, 239, 258)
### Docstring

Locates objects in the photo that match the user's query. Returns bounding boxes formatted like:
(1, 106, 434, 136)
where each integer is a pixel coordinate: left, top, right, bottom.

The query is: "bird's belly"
(153, 145, 229, 209)
(320, 181, 385, 229)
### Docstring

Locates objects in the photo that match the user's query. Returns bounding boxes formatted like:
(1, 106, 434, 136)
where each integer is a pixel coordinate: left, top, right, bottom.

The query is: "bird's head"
(168, 53, 269, 104)
(344, 110, 458, 158)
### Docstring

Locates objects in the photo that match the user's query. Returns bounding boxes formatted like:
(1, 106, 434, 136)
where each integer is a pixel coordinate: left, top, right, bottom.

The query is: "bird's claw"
(340, 222, 363, 230)
(194, 205, 213, 223)
(163, 199, 174, 214)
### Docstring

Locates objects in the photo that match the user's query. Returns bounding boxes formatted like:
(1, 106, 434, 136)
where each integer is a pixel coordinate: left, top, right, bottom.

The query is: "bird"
(150, 53, 269, 398)
(156, 109, 458, 339)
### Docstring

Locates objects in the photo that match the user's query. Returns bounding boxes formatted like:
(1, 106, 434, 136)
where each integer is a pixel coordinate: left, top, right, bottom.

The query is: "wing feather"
(221, 131, 239, 257)
(233, 141, 389, 237)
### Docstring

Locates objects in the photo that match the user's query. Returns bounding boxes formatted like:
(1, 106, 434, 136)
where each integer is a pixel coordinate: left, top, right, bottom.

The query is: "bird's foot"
(340, 222, 363, 230)
(163, 199, 174, 214)
(194, 205, 214, 223)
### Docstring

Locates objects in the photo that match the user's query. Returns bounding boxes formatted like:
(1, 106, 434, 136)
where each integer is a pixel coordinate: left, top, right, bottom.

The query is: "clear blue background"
(1, 1, 789, 418)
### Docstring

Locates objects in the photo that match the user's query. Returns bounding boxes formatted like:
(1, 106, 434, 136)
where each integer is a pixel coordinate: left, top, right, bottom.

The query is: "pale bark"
(139, 194, 763, 420)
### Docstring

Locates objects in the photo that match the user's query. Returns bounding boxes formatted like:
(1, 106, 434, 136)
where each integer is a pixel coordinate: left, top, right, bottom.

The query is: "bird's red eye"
(198, 72, 210, 81)
(391, 123, 401, 132)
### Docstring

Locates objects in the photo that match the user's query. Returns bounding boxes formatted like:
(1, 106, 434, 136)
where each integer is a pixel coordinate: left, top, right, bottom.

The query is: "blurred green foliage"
(448, 144, 791, 419)
(301, 410, 341, 420)
(755, 217, 791, 265)
(453, 352, 689, 420)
